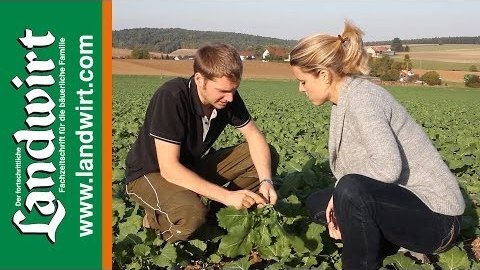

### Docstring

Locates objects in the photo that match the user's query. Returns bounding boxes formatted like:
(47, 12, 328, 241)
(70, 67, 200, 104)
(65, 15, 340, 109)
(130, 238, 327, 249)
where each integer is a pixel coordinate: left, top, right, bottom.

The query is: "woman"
(289, 22, 465, 269)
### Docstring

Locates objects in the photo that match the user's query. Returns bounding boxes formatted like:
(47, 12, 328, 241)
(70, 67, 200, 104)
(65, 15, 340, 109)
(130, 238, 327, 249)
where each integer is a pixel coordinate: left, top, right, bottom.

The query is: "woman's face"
(292, 66, 331, 106)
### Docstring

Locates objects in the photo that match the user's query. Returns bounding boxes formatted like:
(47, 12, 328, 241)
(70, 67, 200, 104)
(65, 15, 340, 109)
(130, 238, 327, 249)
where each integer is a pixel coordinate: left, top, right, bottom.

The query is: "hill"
(113, 28, 297, 53)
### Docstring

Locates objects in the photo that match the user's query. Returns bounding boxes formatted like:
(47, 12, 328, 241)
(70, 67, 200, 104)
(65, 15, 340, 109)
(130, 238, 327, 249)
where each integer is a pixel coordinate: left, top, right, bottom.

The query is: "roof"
(266, 46, 287, 57)
(240, 50, 255, 57)
(368, 46, 390, 53)
(170, 49, 197, 57)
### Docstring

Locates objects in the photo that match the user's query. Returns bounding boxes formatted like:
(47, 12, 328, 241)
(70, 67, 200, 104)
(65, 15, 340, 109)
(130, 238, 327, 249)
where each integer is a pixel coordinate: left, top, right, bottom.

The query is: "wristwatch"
(259, 179, 273, 185)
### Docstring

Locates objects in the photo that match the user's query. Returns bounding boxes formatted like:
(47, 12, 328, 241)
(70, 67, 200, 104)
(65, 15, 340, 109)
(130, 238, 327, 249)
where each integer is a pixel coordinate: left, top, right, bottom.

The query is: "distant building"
(262, 46, 288, 61)
(366, 46, 395, 58)
(239, 50, 255, 60)
(399, 70, 416, 82)
(170, 49, 197, 60)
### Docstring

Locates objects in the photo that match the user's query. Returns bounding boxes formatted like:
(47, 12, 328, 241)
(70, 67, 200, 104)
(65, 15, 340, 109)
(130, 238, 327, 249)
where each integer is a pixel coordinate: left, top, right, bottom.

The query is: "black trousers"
(305, 174, 461, 270)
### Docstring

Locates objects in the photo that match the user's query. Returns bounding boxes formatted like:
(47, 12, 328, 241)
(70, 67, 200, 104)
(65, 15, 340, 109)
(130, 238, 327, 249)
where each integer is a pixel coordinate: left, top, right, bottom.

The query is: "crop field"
(392, 58, 480, 72)
(407, 44, 480, 53)
(113, 59, 295, 79)
(113, 58, 480, 84)
(112, 75, 480, 269)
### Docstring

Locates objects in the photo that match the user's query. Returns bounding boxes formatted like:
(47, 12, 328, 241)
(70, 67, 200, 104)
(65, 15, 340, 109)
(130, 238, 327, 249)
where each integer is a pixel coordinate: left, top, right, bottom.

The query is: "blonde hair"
(194, 43, 243, 83)
(289, 21, 369, 76)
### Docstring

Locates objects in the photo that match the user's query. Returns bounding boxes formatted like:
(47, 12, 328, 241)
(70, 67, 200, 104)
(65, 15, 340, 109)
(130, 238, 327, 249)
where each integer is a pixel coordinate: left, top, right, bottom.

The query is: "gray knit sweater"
(329, 76, 465, 216)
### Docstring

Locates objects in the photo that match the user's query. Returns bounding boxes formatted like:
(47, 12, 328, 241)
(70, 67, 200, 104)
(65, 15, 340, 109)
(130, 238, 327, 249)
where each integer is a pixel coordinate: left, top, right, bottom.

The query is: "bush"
(380, 69, 400, 81)
(469, 65, 478, 72)
(369, 55, 394, 78)
(131, 48, 150, 59)
(391, 62, 403, 72)
(464, 74, 480, 88)
(421, 71, 442, 86)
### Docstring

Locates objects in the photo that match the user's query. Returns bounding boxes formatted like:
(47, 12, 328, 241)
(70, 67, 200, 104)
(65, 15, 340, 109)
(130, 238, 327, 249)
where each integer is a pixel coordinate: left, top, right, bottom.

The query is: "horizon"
(112, 27, 480, 44)
(113, 0, 480, 42)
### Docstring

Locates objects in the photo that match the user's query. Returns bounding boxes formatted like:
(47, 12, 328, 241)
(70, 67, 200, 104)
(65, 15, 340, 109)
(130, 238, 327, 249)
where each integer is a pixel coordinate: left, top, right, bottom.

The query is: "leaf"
(126, 261, 141, 270)
(112, 197, 126, 220)
(133, 244, 150, 257)
(438, 246, 471, 270)
(188, 239, 207, 252)
(287, 235, 308, 254)
(152, 236, 164, 246)
(151, 243, 177, 268)
(258, 234, 291, 259)
(287, 160, 302, 172)
(217, 207, 252, 230)
(112, 167, 125, 182)
(218, 225, 253, 257)
(117, 214, 142, 242)
(275, 195, 302, 217)
(251, 225, 272, 248)
(305, 222, 325, 254)
(302, 255, 317, 268)
(266, 261, 285, 270)
(383, 253, 419, 270)
(185, 239, 208, 256)
(208, 253, 222, 263)
(223, 256, 252, 270)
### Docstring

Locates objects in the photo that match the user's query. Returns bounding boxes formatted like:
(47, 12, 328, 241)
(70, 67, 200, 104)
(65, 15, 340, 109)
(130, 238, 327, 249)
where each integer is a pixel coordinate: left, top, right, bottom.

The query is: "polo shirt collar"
(188, 76, 206, 116)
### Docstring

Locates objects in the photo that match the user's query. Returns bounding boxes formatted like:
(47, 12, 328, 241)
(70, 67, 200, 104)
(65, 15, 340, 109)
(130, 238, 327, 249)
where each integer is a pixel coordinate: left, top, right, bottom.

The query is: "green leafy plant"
(112, 76, 480, 269)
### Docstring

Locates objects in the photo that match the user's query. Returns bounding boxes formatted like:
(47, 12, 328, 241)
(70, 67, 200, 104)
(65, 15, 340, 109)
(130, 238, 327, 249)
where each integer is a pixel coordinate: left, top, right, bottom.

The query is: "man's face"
(196, 74, 239, 109)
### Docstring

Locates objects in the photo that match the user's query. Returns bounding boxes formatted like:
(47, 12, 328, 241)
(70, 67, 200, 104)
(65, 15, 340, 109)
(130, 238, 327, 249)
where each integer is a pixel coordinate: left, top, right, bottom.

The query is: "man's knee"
(168, 203, 207, 242)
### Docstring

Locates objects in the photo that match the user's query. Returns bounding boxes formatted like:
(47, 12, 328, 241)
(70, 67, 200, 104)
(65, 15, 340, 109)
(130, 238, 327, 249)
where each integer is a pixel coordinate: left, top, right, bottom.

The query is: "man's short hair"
(193, 43, 243, 83)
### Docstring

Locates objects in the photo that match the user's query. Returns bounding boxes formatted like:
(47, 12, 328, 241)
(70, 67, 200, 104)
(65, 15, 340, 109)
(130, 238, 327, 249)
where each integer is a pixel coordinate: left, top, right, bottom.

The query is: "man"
(124, 43, 279, 243)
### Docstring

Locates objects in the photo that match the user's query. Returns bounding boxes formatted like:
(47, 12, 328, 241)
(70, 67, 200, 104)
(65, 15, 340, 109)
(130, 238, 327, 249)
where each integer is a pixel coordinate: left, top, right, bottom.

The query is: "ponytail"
(338, 21, 370, 75)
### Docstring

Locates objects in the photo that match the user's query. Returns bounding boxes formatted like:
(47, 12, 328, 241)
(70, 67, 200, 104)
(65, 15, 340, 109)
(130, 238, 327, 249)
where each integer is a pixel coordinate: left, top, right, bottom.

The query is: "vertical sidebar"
(0, 1, 106, 269)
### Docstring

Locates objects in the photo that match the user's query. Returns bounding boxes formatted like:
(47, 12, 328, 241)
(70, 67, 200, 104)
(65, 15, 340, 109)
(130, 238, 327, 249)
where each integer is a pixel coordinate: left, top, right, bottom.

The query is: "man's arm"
(237, 120, 272, 181)
(154, 139, 265, 209)
(238, 120, 277, 204)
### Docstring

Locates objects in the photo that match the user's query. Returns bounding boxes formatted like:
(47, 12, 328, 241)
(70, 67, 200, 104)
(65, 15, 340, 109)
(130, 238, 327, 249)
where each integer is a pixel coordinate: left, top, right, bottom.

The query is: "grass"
(407, 44, 480, 52)
(392, 58, 480, 71)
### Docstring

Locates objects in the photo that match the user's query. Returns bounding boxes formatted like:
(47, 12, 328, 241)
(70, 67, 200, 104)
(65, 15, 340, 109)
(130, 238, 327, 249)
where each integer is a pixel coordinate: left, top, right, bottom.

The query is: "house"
(399, 70, 416, 82)
(239, 50, 255, 61)
(262, 46, 288, 61)
(170, 48, 197, 60)
(366, 46, 395, 58)
(262, 49, 270, 60)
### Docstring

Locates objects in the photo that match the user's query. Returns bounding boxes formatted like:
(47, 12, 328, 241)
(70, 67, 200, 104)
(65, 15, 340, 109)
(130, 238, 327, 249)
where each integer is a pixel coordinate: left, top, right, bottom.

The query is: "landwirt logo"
(10, 29, 65, 243)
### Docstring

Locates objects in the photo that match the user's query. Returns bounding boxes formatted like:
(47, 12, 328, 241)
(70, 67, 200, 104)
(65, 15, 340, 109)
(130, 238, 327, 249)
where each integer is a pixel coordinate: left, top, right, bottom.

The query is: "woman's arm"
(349, 92, 402, 183)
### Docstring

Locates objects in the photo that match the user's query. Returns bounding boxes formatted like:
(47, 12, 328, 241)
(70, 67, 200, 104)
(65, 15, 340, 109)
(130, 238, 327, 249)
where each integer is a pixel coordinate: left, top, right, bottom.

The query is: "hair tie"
(338, 35, 346, 44)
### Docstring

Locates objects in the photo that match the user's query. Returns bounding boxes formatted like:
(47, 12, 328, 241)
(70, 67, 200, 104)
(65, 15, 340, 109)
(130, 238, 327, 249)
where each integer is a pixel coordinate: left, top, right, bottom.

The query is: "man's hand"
(258, 179, 278, 205)
(326, 196, 342, 240)
(225, 190, 267, 210)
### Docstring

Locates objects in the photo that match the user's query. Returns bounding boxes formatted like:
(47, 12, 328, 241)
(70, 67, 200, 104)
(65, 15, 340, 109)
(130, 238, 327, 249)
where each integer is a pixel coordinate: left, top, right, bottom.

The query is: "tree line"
(366, 36, 480, 46)
(113, 28, 297, 53)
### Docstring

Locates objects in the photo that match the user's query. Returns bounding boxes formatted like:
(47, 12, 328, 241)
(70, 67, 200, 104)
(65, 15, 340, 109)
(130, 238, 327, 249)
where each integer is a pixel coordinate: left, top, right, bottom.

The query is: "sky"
(113, 0, 480, 42)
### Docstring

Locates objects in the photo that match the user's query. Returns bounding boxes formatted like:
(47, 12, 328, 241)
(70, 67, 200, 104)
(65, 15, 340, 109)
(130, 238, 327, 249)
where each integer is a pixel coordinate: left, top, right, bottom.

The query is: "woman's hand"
(225, 190, 266, 209)
(326, 196, 342, 240)
(258, 179, 278, 205)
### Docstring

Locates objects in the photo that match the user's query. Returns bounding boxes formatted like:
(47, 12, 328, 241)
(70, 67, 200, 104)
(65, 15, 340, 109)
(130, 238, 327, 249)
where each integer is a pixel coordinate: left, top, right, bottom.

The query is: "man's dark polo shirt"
(124, 77, 251, 184)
